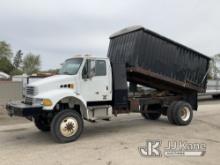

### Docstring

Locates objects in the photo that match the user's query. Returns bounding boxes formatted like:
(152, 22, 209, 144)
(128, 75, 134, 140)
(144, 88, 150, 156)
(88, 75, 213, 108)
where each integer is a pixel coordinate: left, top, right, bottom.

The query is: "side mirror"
(82, 59, 96, 79)
(82, 68, 87, 79)
(88, 70, 95, 78)
(88, 60, 96, 78)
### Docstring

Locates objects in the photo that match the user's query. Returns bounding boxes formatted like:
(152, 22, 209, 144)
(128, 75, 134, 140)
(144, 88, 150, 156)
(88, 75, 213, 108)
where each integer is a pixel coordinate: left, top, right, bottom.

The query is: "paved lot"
(0, 99, 220, 165)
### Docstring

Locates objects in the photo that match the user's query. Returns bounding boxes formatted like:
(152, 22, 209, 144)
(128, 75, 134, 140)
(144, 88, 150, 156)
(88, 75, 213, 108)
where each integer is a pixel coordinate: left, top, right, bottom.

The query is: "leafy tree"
(22, 53, 41, 75)
(0, 41, 13, 60)
(13, 50, 23, 68)
(0, 57, 14, 74)
(10, 68, 23, 75)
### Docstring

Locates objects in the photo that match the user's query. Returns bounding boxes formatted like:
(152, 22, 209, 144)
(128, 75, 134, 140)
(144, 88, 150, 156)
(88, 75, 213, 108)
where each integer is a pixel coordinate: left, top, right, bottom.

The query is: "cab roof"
(66, 55, 108, 61)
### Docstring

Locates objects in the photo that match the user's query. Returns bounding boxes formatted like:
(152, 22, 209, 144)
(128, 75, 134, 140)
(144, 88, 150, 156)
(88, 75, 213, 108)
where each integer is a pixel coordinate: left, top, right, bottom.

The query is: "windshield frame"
(59, 58, 84, 75)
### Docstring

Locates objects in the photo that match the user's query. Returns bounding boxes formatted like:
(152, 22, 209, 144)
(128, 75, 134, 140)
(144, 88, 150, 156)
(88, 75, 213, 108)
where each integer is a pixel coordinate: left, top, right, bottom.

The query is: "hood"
(29, 75, 76, 94)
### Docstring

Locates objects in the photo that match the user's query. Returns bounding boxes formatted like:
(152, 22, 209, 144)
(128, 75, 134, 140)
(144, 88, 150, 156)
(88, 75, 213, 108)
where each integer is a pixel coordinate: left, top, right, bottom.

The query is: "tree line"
(0, 41, 41, 75)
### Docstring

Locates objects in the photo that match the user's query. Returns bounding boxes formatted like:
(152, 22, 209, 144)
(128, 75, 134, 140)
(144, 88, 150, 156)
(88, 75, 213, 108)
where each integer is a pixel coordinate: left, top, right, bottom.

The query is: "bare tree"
(13, 50, 23, 69)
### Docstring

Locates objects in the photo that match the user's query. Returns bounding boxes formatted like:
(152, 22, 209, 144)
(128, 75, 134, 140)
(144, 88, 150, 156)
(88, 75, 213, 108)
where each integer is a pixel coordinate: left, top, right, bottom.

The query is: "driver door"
(80, 59, 110, 102)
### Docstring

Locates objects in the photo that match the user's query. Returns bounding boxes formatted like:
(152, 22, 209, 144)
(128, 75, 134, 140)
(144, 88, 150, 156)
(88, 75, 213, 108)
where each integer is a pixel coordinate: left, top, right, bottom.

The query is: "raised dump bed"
(127, 67, 205, 94)
(107, 26, 211, 107)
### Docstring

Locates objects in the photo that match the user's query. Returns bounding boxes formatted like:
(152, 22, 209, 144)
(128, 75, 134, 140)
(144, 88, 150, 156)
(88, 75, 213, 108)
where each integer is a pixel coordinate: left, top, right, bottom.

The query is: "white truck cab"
(7, 55, 113, 142)
(29, 56, 112, 111)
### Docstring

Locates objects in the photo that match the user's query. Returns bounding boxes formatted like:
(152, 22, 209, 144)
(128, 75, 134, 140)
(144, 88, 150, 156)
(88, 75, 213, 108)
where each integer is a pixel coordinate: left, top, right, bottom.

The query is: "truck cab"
(7, 55, 113, 142)
(26, 55, 113, 111)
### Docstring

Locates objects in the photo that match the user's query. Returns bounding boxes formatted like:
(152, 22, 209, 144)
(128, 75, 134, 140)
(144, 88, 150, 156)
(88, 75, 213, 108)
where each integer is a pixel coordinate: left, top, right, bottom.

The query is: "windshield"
(59, 58, 83, 75)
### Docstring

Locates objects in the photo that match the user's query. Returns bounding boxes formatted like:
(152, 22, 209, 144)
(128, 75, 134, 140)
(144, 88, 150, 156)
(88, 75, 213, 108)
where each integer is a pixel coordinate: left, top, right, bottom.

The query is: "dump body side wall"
(108, 29, 210, 90)
(108, 28, 210, 109)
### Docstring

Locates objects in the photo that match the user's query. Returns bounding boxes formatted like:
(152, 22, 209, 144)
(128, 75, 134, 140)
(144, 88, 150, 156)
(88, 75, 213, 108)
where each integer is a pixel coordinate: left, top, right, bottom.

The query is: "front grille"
(25, 97, 33, 105)
(26, 86, 37, 96)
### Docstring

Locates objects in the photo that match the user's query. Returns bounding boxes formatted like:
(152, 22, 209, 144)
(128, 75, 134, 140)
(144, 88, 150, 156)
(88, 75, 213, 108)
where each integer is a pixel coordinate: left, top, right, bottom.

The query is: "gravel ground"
(0, 99, 219, 165)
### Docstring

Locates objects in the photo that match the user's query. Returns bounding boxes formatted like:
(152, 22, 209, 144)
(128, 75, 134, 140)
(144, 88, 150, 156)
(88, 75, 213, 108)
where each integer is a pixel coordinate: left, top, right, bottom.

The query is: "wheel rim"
(180, 106, 190, 121)
(60, 117, 78, 137)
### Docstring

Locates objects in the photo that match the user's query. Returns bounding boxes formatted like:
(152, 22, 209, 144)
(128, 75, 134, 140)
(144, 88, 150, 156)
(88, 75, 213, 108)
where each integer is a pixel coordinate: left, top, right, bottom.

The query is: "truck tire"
(141, 105, 161, 120)
(147, 113, 161, 120)
(161, 108, 168, 116)
(51, 110, 83, 143)
(34, 116, 50, 132)
(212, 95, 220, 99)
(167, 101, 177, 124)
(172, 101, 193, 126)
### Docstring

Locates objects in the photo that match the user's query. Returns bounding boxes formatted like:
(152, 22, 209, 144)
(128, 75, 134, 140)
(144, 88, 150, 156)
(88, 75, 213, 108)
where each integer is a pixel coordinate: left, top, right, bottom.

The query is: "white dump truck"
(6, 26, 210, 143)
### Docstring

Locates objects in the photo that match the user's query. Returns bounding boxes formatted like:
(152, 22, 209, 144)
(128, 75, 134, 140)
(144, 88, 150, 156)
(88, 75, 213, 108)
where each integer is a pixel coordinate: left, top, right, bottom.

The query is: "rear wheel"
(51, 110, 83, 143)
(167, 101, 177, 124)
(141, 104, 161, 120)
(167, 101, 193, 125)
(144, 113, 161, 120)
(173, 101, 193, 125)
(212, 95, 220, 99)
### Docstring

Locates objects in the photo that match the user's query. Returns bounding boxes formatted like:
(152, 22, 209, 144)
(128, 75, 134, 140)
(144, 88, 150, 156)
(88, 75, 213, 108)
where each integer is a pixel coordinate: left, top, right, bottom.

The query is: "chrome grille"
(25, 97, 33, 105)
(26, 86, 36, 96)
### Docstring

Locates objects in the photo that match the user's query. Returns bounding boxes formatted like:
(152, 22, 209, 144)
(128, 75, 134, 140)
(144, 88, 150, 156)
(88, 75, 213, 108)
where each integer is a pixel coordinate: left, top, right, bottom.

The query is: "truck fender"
(35, 89, 89, 119)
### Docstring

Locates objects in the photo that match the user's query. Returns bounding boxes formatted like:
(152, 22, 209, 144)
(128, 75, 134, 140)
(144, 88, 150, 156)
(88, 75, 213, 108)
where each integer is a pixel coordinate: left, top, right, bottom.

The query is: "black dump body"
(107, 26, 211, 108)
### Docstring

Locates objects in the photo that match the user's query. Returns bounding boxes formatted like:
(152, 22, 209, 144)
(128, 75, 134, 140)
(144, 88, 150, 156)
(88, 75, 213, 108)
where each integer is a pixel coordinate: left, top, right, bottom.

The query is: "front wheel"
(51, 110, 84, 143)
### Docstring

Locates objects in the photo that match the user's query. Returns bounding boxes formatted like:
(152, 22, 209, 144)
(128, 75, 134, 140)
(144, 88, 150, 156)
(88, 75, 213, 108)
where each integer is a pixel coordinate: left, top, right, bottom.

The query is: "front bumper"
(6, 101, 43, 117)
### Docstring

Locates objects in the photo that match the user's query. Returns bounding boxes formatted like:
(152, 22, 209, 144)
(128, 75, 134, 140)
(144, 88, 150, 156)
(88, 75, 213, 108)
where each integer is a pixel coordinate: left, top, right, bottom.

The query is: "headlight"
(42, 99, 53, 106)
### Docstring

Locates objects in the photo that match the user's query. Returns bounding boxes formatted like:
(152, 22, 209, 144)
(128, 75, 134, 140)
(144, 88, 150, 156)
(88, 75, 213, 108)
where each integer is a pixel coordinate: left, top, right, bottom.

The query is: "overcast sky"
(0, 0, 220, 70)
